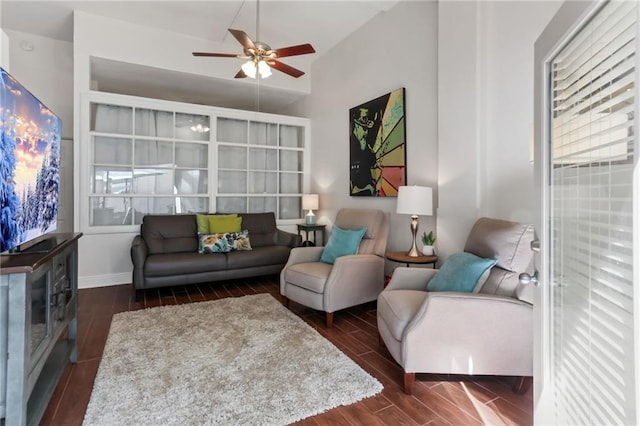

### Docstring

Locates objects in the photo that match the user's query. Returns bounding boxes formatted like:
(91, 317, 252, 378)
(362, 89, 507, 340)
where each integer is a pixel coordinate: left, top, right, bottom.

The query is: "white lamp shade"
(302, 194, 319, 211)
(396, 186, 433, 216)
(257, 60, 272, 78)
(241, 60, 257, 78)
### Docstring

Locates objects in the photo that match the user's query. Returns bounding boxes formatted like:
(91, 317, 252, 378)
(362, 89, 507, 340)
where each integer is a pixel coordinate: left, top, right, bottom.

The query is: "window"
(216, 118, 305, 219)
(82, 93, 310, 232)
(89, 104, 210, 227)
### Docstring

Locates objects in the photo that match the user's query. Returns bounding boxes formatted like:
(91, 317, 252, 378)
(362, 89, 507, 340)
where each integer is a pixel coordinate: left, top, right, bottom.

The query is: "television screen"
(0, 67, 62, 253)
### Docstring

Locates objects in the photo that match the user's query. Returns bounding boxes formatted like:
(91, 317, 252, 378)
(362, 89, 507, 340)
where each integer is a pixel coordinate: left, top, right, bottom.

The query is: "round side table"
(385, 251, 438, 268)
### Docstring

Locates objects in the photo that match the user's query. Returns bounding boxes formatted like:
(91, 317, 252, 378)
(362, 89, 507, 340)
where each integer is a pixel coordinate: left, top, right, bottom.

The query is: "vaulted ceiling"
(2, 1, 399, 111)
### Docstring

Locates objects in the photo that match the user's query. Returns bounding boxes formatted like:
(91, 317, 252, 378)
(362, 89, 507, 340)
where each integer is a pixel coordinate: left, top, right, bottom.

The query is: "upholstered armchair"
(377, 217, 535, 395)
(281, 208, 389, 327)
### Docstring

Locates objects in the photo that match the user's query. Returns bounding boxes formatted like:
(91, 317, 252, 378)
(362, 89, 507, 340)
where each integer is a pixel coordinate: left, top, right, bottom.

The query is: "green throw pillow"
(196, 213, 237, 234)
(320, 225, 367, 264)
(208, 215, 242, 234)
(427, 252, 497, 293)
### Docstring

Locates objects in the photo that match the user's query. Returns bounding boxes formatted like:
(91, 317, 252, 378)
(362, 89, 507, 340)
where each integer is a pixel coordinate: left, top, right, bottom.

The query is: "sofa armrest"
(277, 229, 302, 248)
(130, 235, 147, 290)
(324, 254, 385, 313)
(385, 267, 438, 291)
(403, 292, 533, 375)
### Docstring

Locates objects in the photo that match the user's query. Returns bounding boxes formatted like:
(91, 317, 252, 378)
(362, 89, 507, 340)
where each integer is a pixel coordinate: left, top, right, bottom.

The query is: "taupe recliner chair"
(281, 208, 389, 327)
(377, 217, 535, 394)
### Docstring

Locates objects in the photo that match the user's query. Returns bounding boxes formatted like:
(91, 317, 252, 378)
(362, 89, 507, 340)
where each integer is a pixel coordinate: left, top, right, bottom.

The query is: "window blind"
(549, 0, 636, 424)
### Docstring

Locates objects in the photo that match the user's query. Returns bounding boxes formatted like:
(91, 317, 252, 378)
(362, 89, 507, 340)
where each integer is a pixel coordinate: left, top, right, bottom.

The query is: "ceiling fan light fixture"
(257, 60, 272, 78)
(192, 28, 314, 79)
(190, 124, 210, 133)
(241, 60, 257, 78)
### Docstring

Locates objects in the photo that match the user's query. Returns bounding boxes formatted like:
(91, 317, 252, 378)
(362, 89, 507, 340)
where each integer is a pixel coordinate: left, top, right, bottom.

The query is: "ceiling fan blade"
(234, 69, 248, 79)
(267, 60, 305, 78)
(273, 43, 315, 58)
(228, 29, 257, 52)
(192, 52, 242, 58)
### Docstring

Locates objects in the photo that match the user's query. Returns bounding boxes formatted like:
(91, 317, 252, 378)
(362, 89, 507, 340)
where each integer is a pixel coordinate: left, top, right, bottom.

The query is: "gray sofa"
(131, 212, 301, 295)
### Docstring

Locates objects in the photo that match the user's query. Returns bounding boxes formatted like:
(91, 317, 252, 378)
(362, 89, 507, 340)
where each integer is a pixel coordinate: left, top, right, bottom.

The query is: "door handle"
(519, 271, 539, 286)
(530, 240, 540, 252)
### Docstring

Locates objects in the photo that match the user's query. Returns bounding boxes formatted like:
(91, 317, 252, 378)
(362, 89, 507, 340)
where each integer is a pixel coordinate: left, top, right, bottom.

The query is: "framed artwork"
(349, 87, 406, 197)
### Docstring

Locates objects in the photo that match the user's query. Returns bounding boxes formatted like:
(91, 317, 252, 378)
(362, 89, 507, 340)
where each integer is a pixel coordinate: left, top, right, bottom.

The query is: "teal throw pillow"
(320, 226, 367, 264)
(427, 252, 497, 292)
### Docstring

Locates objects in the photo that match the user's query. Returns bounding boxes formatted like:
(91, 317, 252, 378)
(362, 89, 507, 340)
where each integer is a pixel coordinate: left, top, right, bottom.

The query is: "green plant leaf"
(421, 230, 436, 246)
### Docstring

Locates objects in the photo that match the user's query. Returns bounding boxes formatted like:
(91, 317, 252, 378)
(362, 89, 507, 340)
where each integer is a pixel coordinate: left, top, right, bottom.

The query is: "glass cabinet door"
(29, 269, 49, 357)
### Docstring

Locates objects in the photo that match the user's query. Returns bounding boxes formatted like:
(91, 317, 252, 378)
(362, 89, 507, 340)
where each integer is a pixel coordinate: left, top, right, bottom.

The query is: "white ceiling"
(2, 1, 399, 111)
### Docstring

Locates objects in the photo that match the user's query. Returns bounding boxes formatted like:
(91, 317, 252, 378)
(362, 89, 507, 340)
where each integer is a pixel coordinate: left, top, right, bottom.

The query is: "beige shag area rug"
(83, 293, 382, 425)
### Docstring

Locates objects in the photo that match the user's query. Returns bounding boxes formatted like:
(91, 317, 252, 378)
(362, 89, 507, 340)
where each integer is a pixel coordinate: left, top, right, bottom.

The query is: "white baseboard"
(79, 272, 131, 289)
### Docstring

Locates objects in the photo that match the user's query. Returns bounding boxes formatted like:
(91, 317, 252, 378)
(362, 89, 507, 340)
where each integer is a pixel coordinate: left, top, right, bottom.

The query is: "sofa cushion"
(144, 252, 228, 277)
(377, 290, 429, 341)
(226, 245, 289, 269)
(239, 212, 278, 247)
(142, 215, 198, 255)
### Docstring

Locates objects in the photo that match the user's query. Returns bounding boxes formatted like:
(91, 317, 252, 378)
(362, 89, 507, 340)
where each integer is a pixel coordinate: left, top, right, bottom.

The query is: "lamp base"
(305, 211, 316, 225)
(406, 215, 421, 257)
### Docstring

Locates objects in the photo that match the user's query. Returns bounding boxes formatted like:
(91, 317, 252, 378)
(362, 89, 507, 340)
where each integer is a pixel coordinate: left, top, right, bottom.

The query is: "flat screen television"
(0, 67, 62, 253)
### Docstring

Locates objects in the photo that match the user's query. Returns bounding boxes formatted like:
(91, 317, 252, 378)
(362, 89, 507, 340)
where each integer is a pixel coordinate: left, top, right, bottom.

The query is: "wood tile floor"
(41, 275, 533, 425)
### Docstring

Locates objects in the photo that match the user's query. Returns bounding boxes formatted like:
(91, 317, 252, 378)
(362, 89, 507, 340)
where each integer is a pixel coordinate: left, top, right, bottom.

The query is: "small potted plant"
(421, 230, 436, 256)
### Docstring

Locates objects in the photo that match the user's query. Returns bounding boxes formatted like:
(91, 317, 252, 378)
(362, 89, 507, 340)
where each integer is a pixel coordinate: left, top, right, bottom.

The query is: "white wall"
(1, 30, 8, 71)
(437, 0, 561, 260)
(5, 30, 73, 139)
(4, 30, 75, 234)
(0, 1, 9, 71)
(437, 0, 480, 261)
(283, 1, 439, 275)
(478, 1, 561, 223)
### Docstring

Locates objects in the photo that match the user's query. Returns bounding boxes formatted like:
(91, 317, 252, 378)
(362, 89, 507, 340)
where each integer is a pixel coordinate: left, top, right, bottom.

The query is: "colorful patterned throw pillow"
(198, 230, 252, 254)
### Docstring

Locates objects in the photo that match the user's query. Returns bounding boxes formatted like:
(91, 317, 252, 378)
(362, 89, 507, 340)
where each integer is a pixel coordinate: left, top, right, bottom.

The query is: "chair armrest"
(324, 254, 385, 312)
(277, 229, 302, 248)
(280, 246, 325, 294)
(130, 235, 148, 289)
(403, 292, 533, 375)
(385, 267, 439, 291)
(284, 246, 324, 266)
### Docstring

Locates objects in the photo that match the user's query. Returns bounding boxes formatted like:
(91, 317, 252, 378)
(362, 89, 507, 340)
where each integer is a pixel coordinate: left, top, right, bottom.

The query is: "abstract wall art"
(349, 87, 406, 197)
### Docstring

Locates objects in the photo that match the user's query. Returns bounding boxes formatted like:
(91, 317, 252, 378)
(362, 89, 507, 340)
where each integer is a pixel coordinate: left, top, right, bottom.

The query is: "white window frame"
(78, 91, 311, 234)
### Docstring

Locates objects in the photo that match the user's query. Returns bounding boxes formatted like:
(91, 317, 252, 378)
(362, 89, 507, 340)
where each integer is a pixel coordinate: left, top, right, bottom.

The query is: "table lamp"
(396, 186, 433, 257)
(302, 194, 319, 225)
